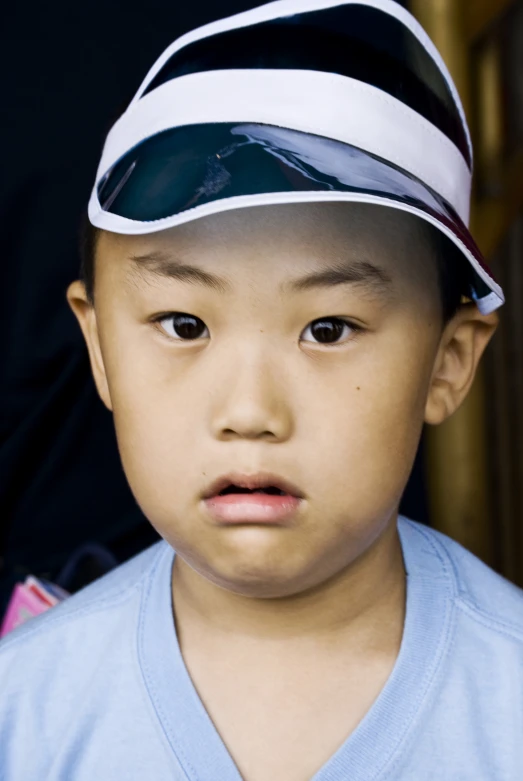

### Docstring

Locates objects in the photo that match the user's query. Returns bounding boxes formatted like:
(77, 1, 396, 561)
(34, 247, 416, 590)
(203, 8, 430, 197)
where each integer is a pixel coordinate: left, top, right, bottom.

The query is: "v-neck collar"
(138, 518, 456, 781)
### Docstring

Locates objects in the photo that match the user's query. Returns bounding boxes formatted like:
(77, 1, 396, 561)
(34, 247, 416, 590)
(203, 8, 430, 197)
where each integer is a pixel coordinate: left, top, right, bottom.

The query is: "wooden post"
(411, 0, 470, 109)
(411, 0, 495, 563)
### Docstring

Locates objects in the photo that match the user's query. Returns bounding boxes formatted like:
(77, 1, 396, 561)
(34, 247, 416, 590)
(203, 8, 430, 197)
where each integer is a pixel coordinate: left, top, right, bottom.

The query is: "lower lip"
(204, 493, 302, 524)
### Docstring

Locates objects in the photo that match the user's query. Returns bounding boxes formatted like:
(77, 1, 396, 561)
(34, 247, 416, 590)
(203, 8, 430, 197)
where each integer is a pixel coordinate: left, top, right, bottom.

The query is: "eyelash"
(151, 312, 363, 346)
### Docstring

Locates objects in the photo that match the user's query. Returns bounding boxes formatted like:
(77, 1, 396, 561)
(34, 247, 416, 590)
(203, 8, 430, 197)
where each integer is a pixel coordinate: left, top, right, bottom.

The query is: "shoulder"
(400, 517, 523, 644)
(0, 540, 173, 778)
(0, 540, 169, 667)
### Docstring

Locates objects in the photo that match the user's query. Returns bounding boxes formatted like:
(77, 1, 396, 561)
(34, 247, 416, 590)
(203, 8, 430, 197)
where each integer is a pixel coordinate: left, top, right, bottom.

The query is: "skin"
(68, 203, 497, 781)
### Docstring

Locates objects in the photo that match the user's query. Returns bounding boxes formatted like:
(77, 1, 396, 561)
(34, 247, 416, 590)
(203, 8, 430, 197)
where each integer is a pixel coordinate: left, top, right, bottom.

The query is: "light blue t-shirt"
(1, 517, 522, 780)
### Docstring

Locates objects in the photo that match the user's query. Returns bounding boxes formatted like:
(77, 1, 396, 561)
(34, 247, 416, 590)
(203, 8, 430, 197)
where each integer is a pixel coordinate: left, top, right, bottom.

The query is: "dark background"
(0, 0, 424, 614)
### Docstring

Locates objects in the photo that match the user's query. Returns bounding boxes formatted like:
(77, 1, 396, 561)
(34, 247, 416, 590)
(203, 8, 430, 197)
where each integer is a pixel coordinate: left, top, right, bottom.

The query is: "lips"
(202, 472, 305, 500)
(201, 472, 304, 524)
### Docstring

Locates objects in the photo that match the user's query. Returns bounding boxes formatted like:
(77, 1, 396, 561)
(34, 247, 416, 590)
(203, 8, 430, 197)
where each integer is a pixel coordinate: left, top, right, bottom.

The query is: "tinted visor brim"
(90, 122, 503, 312)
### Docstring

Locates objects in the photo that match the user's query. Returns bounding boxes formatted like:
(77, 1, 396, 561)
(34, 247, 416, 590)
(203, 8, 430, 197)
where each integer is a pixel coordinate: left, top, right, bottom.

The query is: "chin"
(193, 540, 303, 599)
(176, 524, 343, 598)
(215, 569, 307, 599)
(210, 552, 320, 600)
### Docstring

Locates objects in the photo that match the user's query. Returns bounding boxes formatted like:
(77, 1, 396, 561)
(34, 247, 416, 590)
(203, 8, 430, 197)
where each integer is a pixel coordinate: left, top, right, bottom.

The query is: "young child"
(1, 1, 521, 779)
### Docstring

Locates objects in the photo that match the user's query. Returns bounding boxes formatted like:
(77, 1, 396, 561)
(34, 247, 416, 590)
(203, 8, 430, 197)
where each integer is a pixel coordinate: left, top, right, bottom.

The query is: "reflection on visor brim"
(96, 122, 491, 298)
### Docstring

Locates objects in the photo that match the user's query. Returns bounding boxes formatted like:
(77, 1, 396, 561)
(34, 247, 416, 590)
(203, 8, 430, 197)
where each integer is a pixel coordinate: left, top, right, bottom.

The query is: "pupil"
(311, 318, 344, 343)
(173, 314, 205, 340)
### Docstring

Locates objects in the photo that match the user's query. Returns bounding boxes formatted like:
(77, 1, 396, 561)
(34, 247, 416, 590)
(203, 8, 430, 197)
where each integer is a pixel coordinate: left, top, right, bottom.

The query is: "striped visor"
(88, 0, 504, 313)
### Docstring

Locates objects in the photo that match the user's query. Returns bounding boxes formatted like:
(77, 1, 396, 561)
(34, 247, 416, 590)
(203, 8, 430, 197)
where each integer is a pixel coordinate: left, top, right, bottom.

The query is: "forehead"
(97, 202, 436, 286)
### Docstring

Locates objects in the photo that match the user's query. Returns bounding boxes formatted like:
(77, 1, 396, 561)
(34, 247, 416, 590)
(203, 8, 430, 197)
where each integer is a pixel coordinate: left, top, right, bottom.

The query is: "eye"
(301, 317, 357, 345)
(157, 313, 209, 341)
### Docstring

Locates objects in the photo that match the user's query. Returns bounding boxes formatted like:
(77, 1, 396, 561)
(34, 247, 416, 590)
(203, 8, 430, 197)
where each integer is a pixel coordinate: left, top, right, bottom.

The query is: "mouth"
(202, 472, 304, 500)
(218, 484, 288, 497)
(201, 473, 304, 524)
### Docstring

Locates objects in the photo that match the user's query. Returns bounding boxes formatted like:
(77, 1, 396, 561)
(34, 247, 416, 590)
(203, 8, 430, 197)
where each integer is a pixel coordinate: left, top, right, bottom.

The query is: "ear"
(66, 281, 113, 411)
(425, 303, 498, 425)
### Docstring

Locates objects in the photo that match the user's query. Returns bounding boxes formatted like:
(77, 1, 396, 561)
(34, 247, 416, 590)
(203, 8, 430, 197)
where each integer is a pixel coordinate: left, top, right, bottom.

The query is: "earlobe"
(66, 281, 113, 411)
(425, 304, 498, 426)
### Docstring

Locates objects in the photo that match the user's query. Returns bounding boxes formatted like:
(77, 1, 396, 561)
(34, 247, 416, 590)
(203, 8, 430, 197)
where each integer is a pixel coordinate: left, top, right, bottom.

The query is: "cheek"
(101, 324, 207, 515)
(305, 331, 434, 508)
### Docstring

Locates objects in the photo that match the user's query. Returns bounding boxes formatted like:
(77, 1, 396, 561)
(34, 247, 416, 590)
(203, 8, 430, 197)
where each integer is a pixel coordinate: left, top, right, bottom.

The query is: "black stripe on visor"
(97, 122, 489, 298)
(142, 5, 471, 167)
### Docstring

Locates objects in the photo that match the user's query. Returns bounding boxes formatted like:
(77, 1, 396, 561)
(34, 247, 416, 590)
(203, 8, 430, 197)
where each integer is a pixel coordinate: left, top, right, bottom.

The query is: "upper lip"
(202, 472, 305, 500)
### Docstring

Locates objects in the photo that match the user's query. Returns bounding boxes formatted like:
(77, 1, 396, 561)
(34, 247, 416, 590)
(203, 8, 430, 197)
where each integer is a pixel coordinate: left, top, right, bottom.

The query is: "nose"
(209, 345, 294, 443)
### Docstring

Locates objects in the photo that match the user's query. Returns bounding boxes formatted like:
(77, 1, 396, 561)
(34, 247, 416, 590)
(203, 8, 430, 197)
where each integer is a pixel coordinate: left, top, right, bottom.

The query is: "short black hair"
(79, 214, 98, 307)
(79, 212, 472, 323)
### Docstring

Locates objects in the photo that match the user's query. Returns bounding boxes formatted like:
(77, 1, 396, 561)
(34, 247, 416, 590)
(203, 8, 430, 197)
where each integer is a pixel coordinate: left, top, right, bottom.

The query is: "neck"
(171, 516, 406, 649)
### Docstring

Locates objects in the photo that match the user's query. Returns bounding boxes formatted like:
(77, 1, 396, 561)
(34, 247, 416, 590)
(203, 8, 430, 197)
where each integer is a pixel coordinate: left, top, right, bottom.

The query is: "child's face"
(69, 204, 480, 597)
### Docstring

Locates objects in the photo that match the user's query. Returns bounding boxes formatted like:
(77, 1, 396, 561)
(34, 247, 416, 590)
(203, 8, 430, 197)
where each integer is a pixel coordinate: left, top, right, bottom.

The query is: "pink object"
(0, 581, 61, 638)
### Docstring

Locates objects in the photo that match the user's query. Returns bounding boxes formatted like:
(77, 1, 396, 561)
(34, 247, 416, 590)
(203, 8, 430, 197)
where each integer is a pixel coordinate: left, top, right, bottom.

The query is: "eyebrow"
(284, 259, 394, 296)
(129, 251, 231, 293)
(129, 251, 393, 298)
